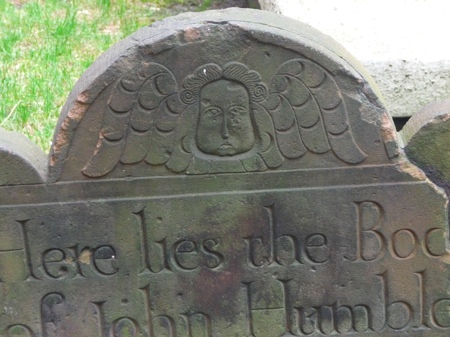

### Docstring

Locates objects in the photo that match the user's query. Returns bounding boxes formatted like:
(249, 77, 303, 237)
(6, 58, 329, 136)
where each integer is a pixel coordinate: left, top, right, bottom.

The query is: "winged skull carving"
(82, 60, 367, 177)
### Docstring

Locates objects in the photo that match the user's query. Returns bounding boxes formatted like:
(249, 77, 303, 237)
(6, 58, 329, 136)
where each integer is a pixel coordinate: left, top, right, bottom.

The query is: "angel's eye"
(228, 106, 246, 116)
(204, 107, 222, 117)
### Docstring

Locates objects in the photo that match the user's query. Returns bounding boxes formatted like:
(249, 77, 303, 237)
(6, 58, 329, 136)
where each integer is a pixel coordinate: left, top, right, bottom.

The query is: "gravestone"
(1, 8, 450, 337)
(402, 99, 450, 198)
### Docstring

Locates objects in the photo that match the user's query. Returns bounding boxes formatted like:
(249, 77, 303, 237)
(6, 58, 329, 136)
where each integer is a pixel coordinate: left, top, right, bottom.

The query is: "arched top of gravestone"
(0, 128, 48, 185)
(49, 8, 400, 182)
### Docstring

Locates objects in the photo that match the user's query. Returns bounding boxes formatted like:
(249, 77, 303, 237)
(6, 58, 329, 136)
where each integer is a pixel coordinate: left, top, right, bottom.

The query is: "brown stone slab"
(48, 9, 397, 182)
(0, 182, 448, 336)
(1, 8, 449, 337)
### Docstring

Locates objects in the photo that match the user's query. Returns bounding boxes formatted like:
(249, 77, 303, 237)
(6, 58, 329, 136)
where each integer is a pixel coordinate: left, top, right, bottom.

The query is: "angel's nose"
(222, 114, 229, 139)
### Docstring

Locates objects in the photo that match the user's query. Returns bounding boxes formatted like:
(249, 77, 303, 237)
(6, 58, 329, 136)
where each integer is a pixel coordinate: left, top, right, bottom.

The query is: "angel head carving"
(180, 63, 267, 157)
(82, 59, 368, 178)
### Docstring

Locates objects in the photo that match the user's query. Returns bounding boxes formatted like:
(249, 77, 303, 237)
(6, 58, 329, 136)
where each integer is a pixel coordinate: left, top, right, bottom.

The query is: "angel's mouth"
(219, 142, 234, 149)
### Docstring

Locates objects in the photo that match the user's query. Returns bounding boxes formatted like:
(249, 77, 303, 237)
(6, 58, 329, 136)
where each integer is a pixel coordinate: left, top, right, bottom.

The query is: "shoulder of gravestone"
(0, 127, 48, 186)
(48, 8, 402, 182)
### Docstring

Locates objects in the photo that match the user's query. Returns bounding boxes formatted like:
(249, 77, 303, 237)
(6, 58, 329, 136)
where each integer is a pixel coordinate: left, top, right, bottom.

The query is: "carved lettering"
(353, 202, 448, 262)
(39, 244, 118, 280)
(111, 317, 140, 337)
(67, 244, 88, 278)
(140, 284, 155, 337)
(135, 208, 172, 274)
(4, 324, 35, 337)
(42, 248, 71, 279)
(153, 315, 177, 337)
(92, 245, 118, 276)
(390, 229, 418, 259)
(238, 269, 441, 335)
(243, 279, 292, 336)
(425, 228, 447, 257)
(180, 312, 213, 337)
(136, 208, 223, 273)
(244, 204, 329, 267)
(296, 307, 318, 335)
(0, 220, 39, 282)
(432, 299, 450, 328)
(200, 239, 224, 269)
(173, 240, 200, 270)
(172, 239, 224, 271)
(92, 302, 212, 337)
(354, 201, 386, 261)
(2, 8, 450, 337)
(41, 293, 68, 337)
(91, 301, 107, 337)
(377, 272, 413, 330)
(305, 234, 330, 263)
(293, 303, 371, 335)
(414, 271, 429, 329)
(0, 203, 447, 336)
(92, 301, 142, 337)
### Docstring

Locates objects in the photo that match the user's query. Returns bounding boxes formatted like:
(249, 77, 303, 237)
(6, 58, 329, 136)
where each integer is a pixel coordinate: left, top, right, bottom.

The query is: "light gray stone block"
(259, 0, 450, 117)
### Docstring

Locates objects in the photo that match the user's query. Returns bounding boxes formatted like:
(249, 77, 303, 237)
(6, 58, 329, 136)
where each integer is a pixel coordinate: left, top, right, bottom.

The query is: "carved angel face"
(196, 79, 255, 156)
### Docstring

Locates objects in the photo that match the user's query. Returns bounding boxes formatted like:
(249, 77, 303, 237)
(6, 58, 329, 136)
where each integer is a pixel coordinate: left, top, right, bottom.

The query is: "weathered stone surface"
(49, 8, 397, 182)
(1, 8, 450, 337)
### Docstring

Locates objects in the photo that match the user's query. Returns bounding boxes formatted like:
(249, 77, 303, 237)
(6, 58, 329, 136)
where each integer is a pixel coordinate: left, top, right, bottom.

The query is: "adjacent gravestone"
(402, 99, 450, 197)
(1, 8, 450, 337)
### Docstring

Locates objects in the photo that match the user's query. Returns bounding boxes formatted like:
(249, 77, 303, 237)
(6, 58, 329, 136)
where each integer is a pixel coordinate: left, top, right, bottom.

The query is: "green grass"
(0, 0, 217, 152)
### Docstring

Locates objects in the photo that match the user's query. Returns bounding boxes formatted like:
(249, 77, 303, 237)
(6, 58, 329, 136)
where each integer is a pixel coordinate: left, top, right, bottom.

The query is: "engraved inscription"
(135, 208, 224, 274)
(432, 299, 450, 328)
(39, 244, 118, 280)
(0, 220, 38, 282)
(4, 324, 34, 337)
(353, 201, 385, 261)
(91, 284, 213, 337)
(244, 204, 329, 267)
(1, 197, 449, 336)
(294, 304, 371, 335)
(241, 270, 443, 335)
(111, 317, 140, 337)
(390, 229, 418, 259)
(0, 220, 119, 283)
(242, 280, 287, 337)
(92, 245, 118, 275)
(3, 8, 450, 337)
(352, 201, 446, 262)
(41, 293, 68, 337)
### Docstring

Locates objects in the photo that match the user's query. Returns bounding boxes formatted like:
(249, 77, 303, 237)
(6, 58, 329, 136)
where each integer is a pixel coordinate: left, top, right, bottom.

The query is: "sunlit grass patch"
(0, 0, 209, 152)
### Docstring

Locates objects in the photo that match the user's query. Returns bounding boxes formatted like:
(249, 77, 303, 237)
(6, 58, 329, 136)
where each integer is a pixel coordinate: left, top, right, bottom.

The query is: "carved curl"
(181, 62, 268, 105)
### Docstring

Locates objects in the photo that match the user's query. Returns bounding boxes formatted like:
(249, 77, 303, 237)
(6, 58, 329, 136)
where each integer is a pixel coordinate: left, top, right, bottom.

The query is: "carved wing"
(83, 63, 187, 177)
(262, 59, 367, 164)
